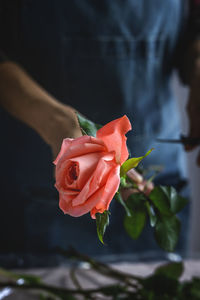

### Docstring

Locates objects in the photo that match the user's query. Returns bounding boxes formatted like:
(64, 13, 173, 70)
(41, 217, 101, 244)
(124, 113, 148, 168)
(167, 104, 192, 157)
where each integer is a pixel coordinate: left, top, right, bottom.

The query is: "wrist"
(39, 101, 81, 151)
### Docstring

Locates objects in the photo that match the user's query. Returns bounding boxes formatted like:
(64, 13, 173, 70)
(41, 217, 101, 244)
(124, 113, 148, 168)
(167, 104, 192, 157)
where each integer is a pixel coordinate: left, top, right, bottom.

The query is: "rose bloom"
(54, 115, 131, 219)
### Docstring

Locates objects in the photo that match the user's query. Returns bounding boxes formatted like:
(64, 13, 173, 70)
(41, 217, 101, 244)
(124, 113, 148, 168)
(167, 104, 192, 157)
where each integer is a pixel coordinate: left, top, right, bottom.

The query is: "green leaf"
(120, 176, 127, 187)
(115, 191, 132, 217)
(76, 113, 102, 137)
(145, 202, 157, 227)
(124, 210, 146, 240)
(149, 186, 172, 216)
(172, 195, 188, 214)
(96, 211, 110, 244)
(120, 176, 133, 189)
(155, 262, 184, 280)
(120, 148, 153, 177)
(149, 186, 188, 219)
(126, 193, 146, 209)
(100, 285, 126, 296)
(179, 277, 200, 299)
(159, 186, 188, 214)
(154, 215, 181, 252)
(142, 274, 179, 297)
(190, 278, 200, 298)
(124, 194, 147, 240)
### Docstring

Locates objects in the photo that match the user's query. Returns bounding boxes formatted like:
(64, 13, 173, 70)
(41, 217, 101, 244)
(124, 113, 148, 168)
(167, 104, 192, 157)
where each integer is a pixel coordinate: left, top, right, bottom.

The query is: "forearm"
(0, 61, 81, 155)
(0, 61, 61, 135)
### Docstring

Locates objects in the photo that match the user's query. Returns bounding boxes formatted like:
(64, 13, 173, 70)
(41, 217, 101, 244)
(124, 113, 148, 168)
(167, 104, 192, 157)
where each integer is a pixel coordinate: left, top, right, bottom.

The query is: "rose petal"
(66, 152, 102, 190)
(59, 188, 80, 197)
(53, 138, 73, 165)
(96, 115, 131, 165)
(54, 136, 105, 166)
(90, 165, 120, 218)
(72, 152, 115, 206)
(59, 185, 105, 217)
(55, 137, 106, 190)
(88, 152, 116, 194)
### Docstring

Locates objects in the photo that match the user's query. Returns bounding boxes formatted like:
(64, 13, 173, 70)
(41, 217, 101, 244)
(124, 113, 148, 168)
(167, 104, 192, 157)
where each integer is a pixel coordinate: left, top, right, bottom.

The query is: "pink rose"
(54, 115, 131, 218)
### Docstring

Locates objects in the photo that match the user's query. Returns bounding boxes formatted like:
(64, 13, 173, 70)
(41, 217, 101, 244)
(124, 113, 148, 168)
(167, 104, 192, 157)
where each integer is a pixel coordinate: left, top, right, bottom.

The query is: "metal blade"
(156, 138, 183, 144)
(156, 136, 200, 146)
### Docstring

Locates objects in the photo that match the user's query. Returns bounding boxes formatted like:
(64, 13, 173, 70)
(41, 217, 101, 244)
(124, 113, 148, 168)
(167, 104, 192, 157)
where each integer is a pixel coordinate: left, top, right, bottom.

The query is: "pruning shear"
(156, 135, 200, 146)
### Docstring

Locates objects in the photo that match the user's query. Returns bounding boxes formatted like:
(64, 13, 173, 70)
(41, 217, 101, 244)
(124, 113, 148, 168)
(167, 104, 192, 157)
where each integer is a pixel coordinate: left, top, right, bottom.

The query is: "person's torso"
(0, 0, 187, 264)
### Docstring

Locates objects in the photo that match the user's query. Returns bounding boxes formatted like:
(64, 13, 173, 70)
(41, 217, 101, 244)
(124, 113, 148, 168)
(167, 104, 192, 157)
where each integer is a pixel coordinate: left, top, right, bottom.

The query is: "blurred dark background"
(0, 0, 198, 268)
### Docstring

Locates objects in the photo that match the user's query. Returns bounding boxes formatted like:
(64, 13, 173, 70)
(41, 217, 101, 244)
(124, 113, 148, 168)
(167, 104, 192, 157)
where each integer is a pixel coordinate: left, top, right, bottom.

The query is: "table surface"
(0, 260, 200, 299)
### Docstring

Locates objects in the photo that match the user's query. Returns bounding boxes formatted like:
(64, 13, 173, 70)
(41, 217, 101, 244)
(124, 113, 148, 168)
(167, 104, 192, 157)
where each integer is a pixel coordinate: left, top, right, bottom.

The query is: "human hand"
(0, 62, 82, 158)
(42, 103, 82, 158)
(180, 39, 200, 166)
(121, 169, 154, 201)
(185, 57, 200, 166)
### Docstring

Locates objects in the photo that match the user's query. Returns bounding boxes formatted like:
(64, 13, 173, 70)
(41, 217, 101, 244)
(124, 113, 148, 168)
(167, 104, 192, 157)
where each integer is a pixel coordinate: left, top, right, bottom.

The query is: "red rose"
(54, 115, 131, 218)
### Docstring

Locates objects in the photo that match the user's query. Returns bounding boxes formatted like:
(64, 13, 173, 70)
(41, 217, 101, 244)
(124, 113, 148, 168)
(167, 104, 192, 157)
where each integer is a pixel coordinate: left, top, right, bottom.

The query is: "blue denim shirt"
(0, 0, 188, 265)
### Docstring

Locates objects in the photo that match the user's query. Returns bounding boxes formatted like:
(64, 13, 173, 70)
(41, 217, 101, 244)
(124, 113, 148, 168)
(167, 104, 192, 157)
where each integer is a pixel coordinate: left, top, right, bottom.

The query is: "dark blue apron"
(0, 0, 188, 267)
